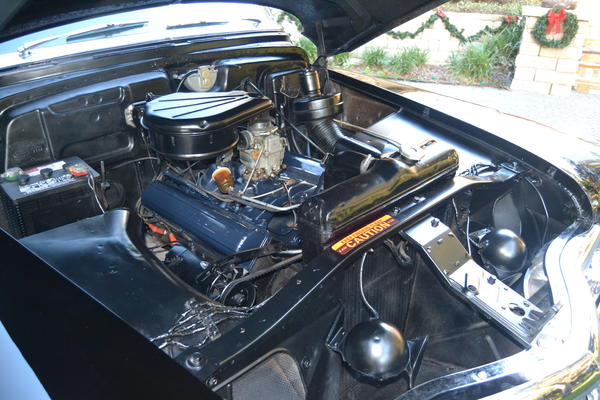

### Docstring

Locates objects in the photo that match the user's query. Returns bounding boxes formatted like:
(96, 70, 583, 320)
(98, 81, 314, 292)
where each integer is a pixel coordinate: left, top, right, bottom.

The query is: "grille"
(338, 242, 414, 399)
(231, 352, 306, 400)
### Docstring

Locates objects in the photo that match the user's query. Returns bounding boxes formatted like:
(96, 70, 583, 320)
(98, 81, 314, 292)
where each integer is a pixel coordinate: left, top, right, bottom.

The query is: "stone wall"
(353, 12, 505, 65)
(280, 6, 599, 95)
(510, 6, 590, 96)
(575, 0, 600, 93)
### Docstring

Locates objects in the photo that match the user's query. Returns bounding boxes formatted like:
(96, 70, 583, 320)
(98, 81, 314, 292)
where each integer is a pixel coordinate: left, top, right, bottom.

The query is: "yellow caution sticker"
(331, 215, 399, 255)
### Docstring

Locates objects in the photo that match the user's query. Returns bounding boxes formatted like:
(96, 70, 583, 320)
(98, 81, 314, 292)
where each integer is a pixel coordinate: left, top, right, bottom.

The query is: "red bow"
(437, 9, 446, 18)
(546, 8, 566, 34)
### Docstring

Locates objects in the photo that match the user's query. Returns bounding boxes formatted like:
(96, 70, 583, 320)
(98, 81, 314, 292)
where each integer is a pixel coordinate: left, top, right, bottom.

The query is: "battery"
(0, 157, 102, 238)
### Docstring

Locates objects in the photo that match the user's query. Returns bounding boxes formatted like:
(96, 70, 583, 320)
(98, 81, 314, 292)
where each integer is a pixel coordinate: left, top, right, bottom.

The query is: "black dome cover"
(144, 91, 272, 160)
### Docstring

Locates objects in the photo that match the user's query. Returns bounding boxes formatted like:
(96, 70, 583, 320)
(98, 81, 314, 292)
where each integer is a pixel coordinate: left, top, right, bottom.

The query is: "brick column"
(575, 0, 600, 93)
(511, 6, 590, 96)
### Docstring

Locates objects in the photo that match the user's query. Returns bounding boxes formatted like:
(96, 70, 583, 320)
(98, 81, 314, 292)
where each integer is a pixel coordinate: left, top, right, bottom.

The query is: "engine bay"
(132, 68, 459, 311)
(0, 51, 584, 399)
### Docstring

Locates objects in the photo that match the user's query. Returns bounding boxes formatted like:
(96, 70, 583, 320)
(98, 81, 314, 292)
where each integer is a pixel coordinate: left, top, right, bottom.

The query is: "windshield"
(0, 3, 280, 60)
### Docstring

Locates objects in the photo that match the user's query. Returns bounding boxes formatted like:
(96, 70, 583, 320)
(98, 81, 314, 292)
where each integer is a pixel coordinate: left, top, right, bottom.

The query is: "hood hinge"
(314, 20, 328, 68)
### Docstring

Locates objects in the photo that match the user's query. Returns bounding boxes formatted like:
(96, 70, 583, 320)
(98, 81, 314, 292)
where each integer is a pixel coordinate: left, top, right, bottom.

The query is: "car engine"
(2, 54, 583, 399)
(133, 68, 457, 309)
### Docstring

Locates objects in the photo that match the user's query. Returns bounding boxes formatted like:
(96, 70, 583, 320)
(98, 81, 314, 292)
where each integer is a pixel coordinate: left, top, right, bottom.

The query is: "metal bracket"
(404, 216, 549, 347)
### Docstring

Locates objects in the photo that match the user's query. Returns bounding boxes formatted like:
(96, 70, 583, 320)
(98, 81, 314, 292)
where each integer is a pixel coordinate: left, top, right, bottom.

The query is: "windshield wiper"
(17, 21, 147, 59)
(66, 21, 146, 42)
(166, 21, 228, 30)
(166, 19, 260, 30)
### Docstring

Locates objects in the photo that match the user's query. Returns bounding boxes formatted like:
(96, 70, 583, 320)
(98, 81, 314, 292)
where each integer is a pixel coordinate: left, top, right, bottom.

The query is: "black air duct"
(292, 69, 379, 156)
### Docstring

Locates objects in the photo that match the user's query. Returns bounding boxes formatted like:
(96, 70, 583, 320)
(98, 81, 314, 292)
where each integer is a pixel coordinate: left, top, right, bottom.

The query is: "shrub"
(294, 36, 317, 62)
(331, 52, 351, 67)
(388, 47, 429, 75)
(361, 47, 387, 68)
(388, 53, 413, 75)
(448, 16, 524, 82)
(484, 21, 523, 62)
(448, 42, 495, 81)
(406, 47, 429, 68)
(276, 11, 302, 31)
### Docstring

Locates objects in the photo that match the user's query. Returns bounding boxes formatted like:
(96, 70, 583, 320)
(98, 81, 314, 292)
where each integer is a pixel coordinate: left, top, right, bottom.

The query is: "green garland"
(277, 10, 524, 47)
(387, 11, 524, 44)
(531, 8, 578, 48)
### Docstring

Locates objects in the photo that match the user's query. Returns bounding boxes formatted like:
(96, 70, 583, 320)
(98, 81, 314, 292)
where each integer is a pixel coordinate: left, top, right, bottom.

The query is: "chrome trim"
(2, 29, 288, 69)
(17, 21, 148, 58)
(398, 221, 600, 399)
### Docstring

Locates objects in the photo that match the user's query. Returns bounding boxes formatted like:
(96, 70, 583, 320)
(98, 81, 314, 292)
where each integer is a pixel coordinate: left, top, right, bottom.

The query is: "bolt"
(208, 377, 218, 387)
(186, 352, 204, 369)
(301, 358, 312, 369)
(454, 261, 460, 267)
(296, 279, 302, 285)
(426, 246, 431, 253)
(437, 238, 443, 244)
(487, 276, 496, 285)
(523, 301, 530, 307)
(467, 284, 478, 294)
(431, 218, 440, 227)
(448, 232, 454, 237)
(240, 328, 246, 334)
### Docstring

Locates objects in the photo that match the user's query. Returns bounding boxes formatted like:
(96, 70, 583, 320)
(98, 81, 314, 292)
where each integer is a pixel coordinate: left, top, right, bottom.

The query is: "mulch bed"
(344, 64, 514, 88)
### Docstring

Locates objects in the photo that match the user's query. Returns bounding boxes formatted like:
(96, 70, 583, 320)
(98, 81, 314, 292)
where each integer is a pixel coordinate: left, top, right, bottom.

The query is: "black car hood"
(0, 0, 447, 55)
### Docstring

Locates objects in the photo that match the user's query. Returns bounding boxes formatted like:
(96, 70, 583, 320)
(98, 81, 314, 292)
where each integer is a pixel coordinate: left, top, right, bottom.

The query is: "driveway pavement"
(397, 81, 600, 143)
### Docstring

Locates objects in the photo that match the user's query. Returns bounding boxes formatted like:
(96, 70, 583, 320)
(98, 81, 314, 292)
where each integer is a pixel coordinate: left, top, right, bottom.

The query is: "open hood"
(0, 0, 447, 55)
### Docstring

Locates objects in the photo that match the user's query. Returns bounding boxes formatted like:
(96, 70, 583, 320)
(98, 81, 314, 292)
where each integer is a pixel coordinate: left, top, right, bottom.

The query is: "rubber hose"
(308, 118, 381, 157)
(308, 119, 344, 152)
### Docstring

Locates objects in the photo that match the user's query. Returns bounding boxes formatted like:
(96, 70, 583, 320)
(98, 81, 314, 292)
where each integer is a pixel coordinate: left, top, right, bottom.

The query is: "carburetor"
(238, 120, 287, 180)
